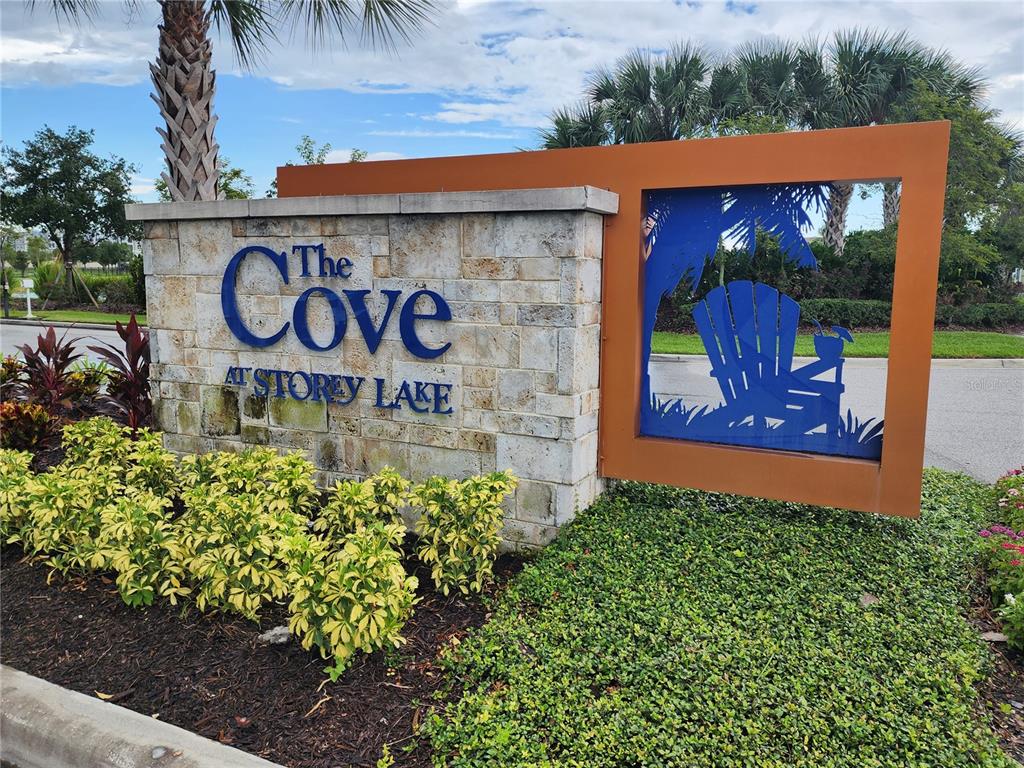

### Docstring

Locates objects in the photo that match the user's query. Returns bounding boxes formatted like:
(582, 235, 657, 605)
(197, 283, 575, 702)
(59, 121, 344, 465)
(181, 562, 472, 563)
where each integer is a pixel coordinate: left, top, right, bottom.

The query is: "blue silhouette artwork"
(640, 184, 883, 460)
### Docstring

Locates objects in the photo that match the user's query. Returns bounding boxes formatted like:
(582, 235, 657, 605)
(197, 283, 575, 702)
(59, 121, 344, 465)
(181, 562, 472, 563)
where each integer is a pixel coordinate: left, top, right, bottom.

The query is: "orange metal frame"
(279, 121, 950, 517)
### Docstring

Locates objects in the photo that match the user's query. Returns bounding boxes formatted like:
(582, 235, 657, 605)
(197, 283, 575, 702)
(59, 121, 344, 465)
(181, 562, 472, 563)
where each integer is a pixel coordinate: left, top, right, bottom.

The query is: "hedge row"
(29, 265, 140, 309)
(656, 296, 1024, 333)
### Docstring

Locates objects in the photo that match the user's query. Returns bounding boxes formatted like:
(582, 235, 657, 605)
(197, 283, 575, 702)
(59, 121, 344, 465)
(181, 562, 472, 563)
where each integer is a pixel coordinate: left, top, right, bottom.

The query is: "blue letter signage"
(220, 242, 455, 416)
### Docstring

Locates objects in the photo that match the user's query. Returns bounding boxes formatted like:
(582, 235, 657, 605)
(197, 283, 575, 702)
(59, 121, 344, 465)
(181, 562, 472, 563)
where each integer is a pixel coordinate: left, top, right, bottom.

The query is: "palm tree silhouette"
(640, 183, 827, 408)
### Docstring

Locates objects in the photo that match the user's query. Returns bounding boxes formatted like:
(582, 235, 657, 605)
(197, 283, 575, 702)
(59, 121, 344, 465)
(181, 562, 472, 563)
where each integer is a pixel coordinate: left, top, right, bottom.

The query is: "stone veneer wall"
(127, 187, 617, 548)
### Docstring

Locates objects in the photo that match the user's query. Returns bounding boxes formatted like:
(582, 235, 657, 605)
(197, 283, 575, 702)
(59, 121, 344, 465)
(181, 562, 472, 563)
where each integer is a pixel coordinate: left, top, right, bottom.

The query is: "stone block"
(461, 214, 495, 258)
(496, 434, 574, 483)
(515, 479, 555, 525)
(518, 257, 559, 281)
(390, 215, 461, 278)
(500, 281, 559, 304)
(177, 220, 235, 275)
(143, 238, 180, 276)
(407, 444, 481, 481)
(463, 258, 517, 280)
(200, 386, 240, 437)
(520, 327, 557, 371)
(269, 397, 328, 432)
(497, 412, 560, 439)
(494, 212, 581, 259)
(463, 365, 496, 388)
(246, 217, 292, 237)
(497, 369, 534, 412)
(147, 276, 196, 331)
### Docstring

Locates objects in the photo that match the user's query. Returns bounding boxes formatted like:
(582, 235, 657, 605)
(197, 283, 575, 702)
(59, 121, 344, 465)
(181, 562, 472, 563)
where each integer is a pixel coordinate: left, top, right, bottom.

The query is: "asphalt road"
(2, 321, 1021, 483)
(1, 322, 121, 364)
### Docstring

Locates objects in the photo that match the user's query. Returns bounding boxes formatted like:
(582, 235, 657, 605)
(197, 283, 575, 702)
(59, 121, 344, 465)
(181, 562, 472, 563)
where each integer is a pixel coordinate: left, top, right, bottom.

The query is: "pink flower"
(1003, 542, 1015, 549)
(980, 530, 992, 537)
(1011, 559, 1021, 566)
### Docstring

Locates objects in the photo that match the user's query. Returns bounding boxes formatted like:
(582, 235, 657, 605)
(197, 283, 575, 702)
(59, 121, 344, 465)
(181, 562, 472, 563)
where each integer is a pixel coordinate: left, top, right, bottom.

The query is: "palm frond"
(207, 0, 277, 67)
(279, 0, 435, 50)
(33, 0, 98, 22)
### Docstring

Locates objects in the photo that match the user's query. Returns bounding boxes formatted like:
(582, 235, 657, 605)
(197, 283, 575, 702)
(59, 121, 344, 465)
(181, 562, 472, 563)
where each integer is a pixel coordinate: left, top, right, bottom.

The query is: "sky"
(1, 0, 1022, 229)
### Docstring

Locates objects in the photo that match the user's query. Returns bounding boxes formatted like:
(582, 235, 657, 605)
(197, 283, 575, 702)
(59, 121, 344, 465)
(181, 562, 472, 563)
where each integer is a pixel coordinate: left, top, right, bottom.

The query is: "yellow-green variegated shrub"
(20, 470, 115, 573)
(61, 418, 177, 498)
(287, 522, 418, 681)
(413, 472, 517, 596)
(180, 448, 317, 516)
(0, 449, 33, 541)
(96, 492, 190, 608)
(178, 449, 318, 620)
(314, 466, 410, 541)
(179, 491, 307, 619)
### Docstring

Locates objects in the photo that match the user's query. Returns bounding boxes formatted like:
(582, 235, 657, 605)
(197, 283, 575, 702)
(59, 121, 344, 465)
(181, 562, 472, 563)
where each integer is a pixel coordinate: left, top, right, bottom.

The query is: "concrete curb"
(0, 665, 282, 768)
(1, 318, 147, 333)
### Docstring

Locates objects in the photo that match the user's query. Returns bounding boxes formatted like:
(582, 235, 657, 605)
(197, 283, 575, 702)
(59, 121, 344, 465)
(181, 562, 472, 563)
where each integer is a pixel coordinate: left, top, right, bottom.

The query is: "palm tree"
(38, 0, 435, 202)
(821, 30, 982, 251)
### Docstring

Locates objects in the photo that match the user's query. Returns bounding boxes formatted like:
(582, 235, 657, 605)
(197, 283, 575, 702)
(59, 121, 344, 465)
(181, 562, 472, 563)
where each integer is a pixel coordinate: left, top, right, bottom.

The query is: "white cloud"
(368, 128, 522, 139)
(2, 0, 1022, 130)
(323, 148, 406, 162)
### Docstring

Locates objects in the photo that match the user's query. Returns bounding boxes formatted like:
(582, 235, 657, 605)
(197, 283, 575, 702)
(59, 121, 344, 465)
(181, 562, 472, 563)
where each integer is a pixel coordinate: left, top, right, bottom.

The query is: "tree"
(1, 126, 135, 297)
(94, 241, 134, 270)
(155, 156, 254, 201)
(541, 30, 986, 257)
(26, 235, 53, 268)
(266, 136, 362, 196)
(296, 135, 332, 164)
(36, 0, 436, 202)
(895, 86, 1019, 229)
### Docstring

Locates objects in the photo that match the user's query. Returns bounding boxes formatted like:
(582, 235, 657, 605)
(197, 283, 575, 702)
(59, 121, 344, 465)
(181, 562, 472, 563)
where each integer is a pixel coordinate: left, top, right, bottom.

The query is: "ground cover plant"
(651, 329, 1024, 358)
(426, 471, 1014, 767)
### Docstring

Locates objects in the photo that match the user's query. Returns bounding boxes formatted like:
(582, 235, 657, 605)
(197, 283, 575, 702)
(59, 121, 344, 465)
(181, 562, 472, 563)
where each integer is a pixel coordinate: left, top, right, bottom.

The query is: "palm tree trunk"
(150, 0, 220, 202)
(882, 182, 900, 228)
(823, 182, 853, 257)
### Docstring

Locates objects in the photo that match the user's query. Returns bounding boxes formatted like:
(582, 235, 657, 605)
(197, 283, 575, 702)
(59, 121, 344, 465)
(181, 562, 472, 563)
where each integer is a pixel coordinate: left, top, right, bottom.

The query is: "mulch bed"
(0, 545, 523, 767)
(969, 574, 1024, 761)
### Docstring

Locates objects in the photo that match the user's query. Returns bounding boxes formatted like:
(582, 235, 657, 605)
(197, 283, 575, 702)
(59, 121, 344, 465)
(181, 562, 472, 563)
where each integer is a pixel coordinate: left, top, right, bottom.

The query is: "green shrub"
(287, 522, 418, 681)
(97, 492, 190, 608)
(32, 260, 63, 300)
(0, 449, 33, 540)
(314, 466, 410, 541)
(414, 472, 516, 596)
(127, 252, 146, 307)
(656, 296, 1024, 332)
(997, 594, 1024, 652)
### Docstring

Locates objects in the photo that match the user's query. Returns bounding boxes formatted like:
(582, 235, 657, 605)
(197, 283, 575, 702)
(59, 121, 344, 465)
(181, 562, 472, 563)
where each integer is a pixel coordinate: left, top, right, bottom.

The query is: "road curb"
(0, 318, 147, 333)
(0, 665, 282, 768)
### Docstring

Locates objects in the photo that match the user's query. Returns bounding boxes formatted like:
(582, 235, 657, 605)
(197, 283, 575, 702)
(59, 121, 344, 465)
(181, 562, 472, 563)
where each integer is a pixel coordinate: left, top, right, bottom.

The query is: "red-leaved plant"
(16, 327, 83, 419)
(89, 315, 151, 435)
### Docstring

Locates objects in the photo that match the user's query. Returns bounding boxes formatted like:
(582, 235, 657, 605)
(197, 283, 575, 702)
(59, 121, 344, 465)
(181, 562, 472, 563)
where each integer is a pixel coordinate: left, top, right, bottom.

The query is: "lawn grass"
(652, 329, 1024, 358)
(4, 309, 146, 326)
(427, 471, 1011, 767)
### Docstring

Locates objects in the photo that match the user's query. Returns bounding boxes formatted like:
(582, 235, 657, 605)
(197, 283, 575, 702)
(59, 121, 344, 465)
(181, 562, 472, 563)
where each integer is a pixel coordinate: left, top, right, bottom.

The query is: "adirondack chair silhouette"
(692, 281, 848, 441)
